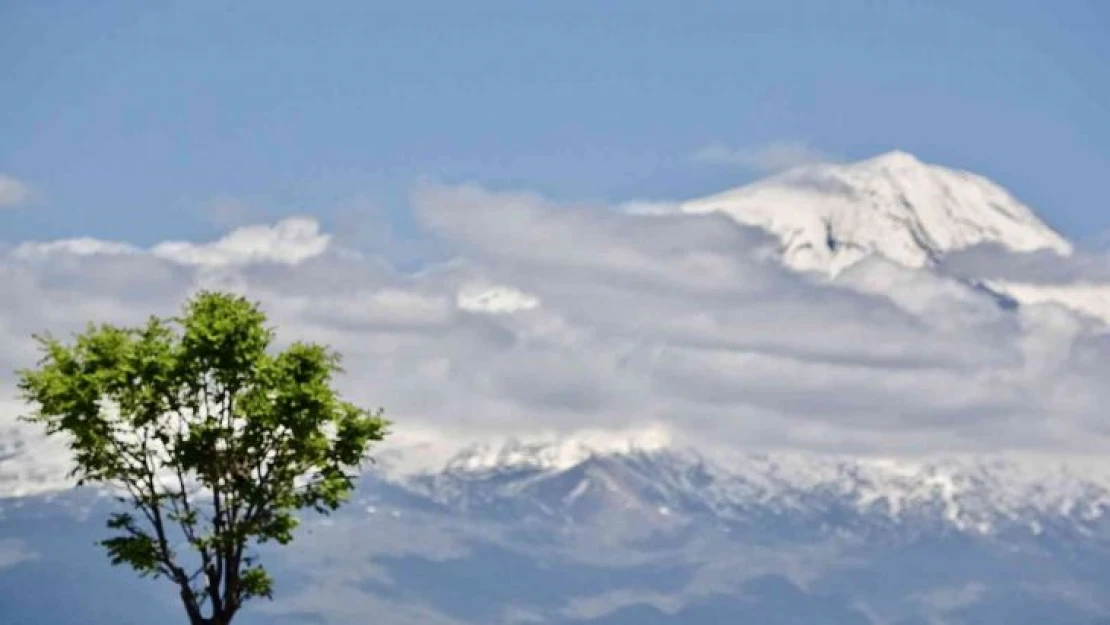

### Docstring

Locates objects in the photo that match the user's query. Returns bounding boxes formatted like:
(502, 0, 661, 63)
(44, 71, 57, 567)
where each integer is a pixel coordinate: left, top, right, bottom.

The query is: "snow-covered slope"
(399, 436, 1110, 539)
(0, 426, 74, 498)
(680, 151, 1072, 276)
(981, 280, 1110, 324)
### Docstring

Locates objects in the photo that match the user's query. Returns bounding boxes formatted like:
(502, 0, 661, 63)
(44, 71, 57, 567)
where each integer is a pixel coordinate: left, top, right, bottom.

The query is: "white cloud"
(11, 238, 140, 259)
(691, 140, 836, 173)
(939, 244, 1110, 324)
(151, 217, 330, 267)
(13, 217, 331, 268)
(4, 188, 1110, 496)
(617, 201, 681, 216)
(0, 174, 32, 208)
(457, 284, 540, 314)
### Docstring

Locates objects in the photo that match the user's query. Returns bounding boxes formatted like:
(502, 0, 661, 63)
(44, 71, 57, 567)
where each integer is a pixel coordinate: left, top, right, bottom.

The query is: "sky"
(2, 1, 1110, 484)
(2, 0, 1109, 248)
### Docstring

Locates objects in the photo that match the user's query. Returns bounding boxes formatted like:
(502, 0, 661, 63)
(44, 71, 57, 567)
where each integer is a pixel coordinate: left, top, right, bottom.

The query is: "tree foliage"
(17, 291, 389, 625)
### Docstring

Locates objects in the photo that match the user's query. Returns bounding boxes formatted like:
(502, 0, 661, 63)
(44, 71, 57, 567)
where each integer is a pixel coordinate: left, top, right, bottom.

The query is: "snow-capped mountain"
(7, 151, 1110, 624)
(680, 151, 1071, 276)
(8, 436, 1110, 625)
(399, 436, 1110, 539)
(678, 150, 1110, 324)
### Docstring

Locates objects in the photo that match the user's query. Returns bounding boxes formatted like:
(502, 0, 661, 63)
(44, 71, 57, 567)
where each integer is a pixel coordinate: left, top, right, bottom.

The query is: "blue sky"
(2, 0, 1108, 249)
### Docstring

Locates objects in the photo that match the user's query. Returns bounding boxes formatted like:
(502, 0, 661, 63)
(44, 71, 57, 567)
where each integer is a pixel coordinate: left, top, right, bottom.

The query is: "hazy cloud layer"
(0, 174, 32, 208)
(941, 244, 1110, 284)
(3, 183, 1110, 487)
(0, 539, 37, 570)
(691, 141, 837, 173)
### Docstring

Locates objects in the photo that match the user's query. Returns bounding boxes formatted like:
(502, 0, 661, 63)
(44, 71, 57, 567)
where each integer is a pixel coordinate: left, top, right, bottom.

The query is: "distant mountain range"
(4, 151, 1110, 624)
(6, 441, 1110, 624)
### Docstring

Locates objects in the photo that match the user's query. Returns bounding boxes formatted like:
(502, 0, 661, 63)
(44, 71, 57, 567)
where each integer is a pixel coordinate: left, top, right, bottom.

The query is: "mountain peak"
(861, 149, 924, 169)
(680, 152, 1072, 275)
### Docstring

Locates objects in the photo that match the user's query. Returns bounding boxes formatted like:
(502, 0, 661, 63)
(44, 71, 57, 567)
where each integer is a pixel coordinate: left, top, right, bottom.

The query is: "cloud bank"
(3, 183, 1110, 490)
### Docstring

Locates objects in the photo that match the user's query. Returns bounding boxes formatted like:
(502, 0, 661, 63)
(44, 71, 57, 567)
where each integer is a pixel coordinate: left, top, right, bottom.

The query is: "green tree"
(17, 291, 389, 625)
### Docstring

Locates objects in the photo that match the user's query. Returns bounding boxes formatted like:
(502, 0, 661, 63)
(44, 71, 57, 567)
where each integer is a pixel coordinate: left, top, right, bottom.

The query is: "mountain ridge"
(390, 436, 1110, 538)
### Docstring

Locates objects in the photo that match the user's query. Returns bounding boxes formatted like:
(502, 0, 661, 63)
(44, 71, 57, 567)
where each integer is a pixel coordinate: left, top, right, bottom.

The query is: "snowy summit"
(681, 150, 1072, 275)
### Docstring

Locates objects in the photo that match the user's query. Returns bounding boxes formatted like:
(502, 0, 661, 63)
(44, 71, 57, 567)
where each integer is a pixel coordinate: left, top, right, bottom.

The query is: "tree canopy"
(17, 291, 389, 625)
